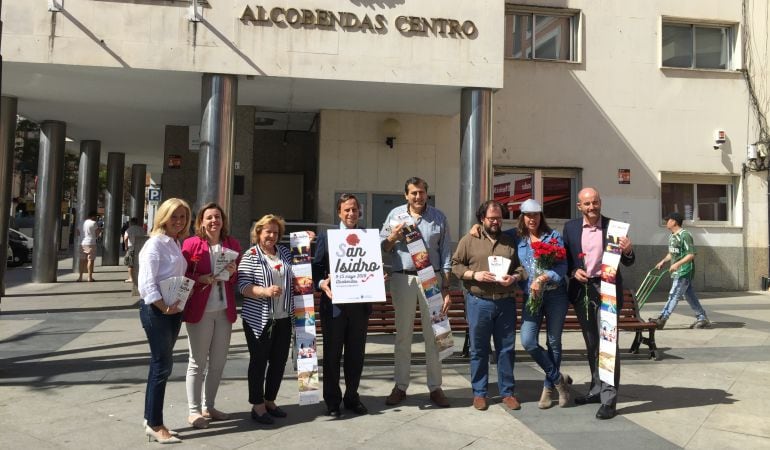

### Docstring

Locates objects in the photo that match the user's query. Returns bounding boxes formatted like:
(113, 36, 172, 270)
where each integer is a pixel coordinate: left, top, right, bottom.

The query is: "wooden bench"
(313, 291, 469, 335)
(313, 288, 659, 360)
(511, 290, 659, 360)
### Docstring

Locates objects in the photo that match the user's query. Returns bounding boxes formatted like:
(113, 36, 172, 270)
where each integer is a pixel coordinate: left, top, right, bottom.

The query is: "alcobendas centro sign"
(239, 4, 478, 37)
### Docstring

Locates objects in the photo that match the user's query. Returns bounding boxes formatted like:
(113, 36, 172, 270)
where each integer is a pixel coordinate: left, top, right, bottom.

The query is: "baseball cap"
(664, 211, 684, 225)
(520, 199, 542, 214)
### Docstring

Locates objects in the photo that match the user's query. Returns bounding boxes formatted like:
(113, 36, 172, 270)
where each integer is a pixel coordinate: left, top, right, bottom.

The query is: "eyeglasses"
(485, 217, 503, 223)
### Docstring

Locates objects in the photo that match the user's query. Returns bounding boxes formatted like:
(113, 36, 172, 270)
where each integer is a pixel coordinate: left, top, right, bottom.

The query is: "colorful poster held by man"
(598, 220, 630, 386)
(290, 232, 320, 405)
(392, 214, 456, 360)
(327, 229, 386, 304)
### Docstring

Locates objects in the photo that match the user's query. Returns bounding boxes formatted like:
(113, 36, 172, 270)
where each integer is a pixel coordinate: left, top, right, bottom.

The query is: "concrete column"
(131, 234, 149, 296)
(72, 140, 101, 271)
(102, 152, 125, 265)
(0, 97, 18, 295)
(130, 163, 146, 223)
(32, 120, 66, 283)
(198, 73, 237, 216)
(459, 88, 493, 234)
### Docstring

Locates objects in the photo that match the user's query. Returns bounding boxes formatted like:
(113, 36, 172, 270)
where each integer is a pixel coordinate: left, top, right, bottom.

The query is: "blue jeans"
(140, 302, 182, 427)
(465, 293, 516, 397)
(660, 276, 707, 320)
(520, 287, 569, 388)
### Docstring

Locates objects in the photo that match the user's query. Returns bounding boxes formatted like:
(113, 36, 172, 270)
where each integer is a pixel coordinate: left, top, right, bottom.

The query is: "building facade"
(2, 0, 768, 290)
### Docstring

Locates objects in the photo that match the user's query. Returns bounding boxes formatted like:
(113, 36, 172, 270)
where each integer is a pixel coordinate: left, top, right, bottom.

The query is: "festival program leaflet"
(290, 232, 320, 405)
(389, 212, 412, 229)
(296, 358, 321, 406)
(327, 229, 386, 304)
(158, 276, 194, 310)
(488, 256, 511, 281)
(388, 213, 455, 360)
(597, 219, 629, 386)
(212, 247, 240, 281)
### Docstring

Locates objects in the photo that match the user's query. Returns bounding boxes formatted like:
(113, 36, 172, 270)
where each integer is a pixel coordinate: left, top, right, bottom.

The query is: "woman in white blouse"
(138, 198, 192, 444)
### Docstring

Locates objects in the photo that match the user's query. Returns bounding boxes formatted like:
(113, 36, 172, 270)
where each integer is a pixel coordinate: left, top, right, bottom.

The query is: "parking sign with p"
(148, 188, 161, 204)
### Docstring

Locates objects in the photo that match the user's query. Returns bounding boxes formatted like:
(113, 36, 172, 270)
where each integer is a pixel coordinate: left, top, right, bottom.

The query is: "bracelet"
(470, 271, 476, 281)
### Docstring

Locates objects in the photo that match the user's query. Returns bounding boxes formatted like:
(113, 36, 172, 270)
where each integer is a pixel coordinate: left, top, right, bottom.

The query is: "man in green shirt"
(653, 212, 710, 329)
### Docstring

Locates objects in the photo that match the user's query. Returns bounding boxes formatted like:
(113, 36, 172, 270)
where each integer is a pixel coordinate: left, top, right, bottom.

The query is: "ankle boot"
(555, 374, 573, 407)
(538, 387, 554, 409)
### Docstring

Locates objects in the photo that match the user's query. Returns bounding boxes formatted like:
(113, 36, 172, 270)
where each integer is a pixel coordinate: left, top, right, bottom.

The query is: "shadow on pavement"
(618, 383, 736, 414)
(0, 303, 139, 315)
(3, 289, 132, 298)
(708, 321, 746, 329)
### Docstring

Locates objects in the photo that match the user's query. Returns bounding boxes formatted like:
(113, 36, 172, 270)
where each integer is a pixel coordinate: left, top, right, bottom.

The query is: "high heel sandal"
(145, 426, 182, 444)
(143, 420, 178, 436)
(188, 413, 209, 429)
(202, 407, 230, 421)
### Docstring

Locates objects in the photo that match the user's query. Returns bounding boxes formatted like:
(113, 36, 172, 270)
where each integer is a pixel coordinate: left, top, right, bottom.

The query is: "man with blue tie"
(313, 194, 371, 417)
(562, 187, 635, 420)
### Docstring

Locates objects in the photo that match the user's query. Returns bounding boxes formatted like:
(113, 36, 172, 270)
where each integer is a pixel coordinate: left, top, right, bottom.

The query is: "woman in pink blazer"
(181, 202, 241, 428)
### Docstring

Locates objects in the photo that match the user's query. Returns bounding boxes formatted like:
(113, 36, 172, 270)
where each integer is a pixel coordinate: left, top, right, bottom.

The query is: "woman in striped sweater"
(238, 214, 294, 425)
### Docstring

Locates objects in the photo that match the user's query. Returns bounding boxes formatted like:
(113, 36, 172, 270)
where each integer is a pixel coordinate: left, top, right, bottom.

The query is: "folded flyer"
(212, 247, 239, 281)
(159, 276, 194, 310)
(488, 255, 511, 281)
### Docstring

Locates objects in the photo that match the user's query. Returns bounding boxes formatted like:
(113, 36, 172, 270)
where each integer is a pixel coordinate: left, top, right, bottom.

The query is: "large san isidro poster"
(327, 229, 387, 304)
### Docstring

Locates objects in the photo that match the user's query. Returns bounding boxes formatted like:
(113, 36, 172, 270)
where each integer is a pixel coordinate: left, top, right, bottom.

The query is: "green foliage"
(14, 120, 39, 175)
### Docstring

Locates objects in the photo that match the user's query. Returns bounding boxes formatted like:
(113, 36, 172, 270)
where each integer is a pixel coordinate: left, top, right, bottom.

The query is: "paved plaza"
(1, 257, 769, 449)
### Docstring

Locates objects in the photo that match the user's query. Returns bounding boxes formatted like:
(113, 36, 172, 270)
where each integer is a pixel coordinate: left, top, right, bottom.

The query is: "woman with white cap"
(515, 198, 571, 409)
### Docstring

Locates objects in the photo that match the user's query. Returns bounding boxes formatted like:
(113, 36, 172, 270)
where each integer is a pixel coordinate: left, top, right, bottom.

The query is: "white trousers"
(185, 309, 232, 414)
(390, 273, 443, 392)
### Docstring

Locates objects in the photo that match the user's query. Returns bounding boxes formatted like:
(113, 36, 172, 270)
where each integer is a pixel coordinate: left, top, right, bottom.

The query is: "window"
(335, 192, 434, 229)
(660, 175, 736, 224)
(493, 167, 579, 223)
(505, 8, 578, 61)
(662, 22, 734, 70)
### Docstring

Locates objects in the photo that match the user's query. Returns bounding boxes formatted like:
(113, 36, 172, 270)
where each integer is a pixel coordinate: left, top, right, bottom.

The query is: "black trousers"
(571, 280, 621, 408)
(321, 303, 369, 408)
(244, 318, 292, 405)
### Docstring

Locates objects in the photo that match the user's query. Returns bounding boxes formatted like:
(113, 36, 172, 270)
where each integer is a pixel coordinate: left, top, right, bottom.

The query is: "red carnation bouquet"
(532, 238, 566, 268)
(527, 238, 566, 314)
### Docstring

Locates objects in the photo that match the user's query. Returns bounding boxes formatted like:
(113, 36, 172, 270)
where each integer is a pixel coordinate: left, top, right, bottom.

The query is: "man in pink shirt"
(562, 188, 635, 420)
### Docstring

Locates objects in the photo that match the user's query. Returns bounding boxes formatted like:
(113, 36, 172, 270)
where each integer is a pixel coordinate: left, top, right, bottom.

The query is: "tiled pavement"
(1, 258, 768, 449)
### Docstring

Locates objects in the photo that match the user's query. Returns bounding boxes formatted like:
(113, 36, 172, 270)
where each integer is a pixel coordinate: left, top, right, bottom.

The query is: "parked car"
(8, 229, 33, 265)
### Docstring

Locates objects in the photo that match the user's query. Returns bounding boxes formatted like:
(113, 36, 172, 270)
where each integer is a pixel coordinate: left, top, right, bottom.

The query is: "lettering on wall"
(239, 5, 478, 38)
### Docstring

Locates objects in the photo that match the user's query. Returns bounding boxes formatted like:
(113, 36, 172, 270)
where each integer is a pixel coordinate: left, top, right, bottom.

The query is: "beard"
(483, 223, 500, 238)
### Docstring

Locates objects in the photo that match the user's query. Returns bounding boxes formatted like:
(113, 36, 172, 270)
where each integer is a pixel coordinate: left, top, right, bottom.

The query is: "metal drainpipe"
(762, 167, 770, 291)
